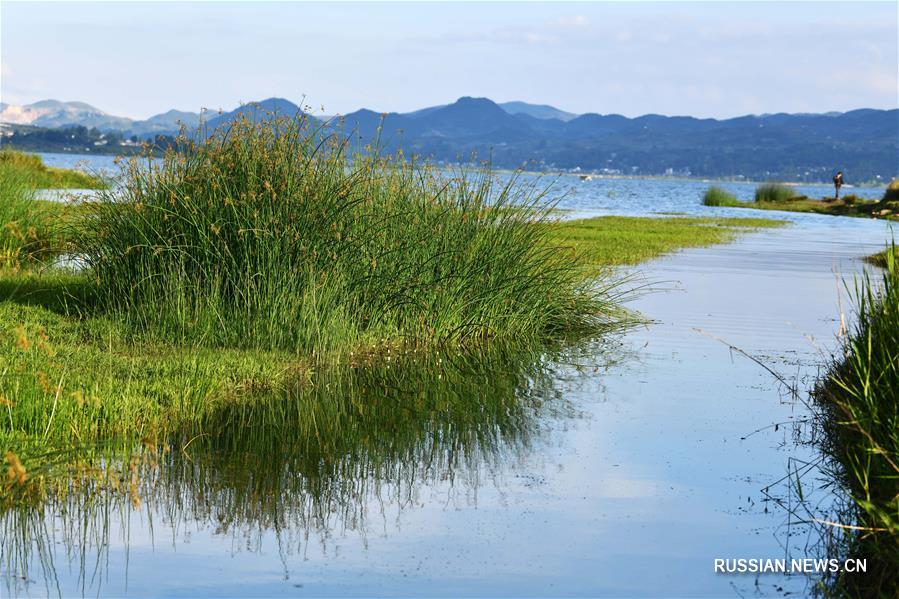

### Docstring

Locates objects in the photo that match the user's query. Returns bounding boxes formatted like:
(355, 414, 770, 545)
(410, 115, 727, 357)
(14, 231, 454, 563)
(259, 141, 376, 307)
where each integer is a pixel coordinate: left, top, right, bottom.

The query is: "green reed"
(754, 182, 796, 203)
(814, 243, 899, 596)
(702, 186, 742, 207)
(76, 115, 621, 355)
(0, 160, 47, 267)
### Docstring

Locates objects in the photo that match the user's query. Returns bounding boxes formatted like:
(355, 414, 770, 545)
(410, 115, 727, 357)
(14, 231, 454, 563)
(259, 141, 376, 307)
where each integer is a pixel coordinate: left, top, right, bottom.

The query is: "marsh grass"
(866, 246, 899, 268)
(548, 215, 785, 266)
(0, 150, 105, 190)
(702, 186, 743, 207)
(78, 115, 620, 355)
(0, 163, 53, 268)
(813, 243, 899, 596)
(0, 150, 91, 268)
(754, 182, 796, 203)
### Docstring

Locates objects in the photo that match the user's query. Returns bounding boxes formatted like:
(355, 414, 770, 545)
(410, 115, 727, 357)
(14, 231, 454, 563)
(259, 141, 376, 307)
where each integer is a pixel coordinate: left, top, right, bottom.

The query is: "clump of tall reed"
(754, 182, 796, 203)
(814, 243, 899, 595)
(701, 186, 741, 207)
(76, 115, 619, 355)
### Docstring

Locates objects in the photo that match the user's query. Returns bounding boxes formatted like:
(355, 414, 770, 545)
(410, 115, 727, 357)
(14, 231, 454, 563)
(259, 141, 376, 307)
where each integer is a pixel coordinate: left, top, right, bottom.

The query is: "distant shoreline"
(15, 146, 892, 189)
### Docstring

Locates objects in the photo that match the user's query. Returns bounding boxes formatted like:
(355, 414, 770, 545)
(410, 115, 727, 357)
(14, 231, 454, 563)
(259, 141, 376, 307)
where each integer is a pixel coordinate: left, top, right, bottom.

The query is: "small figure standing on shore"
(833, 171, 844, 199)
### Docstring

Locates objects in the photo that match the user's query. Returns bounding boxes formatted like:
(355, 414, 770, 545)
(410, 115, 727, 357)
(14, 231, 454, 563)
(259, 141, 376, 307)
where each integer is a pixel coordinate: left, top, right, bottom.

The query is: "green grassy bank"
(703, 180, 899, 221)
(0, 154, 80, 268)
(813, 247, 899, 596)
(550, 215, 784, 266)
(0, 149, 105, 190)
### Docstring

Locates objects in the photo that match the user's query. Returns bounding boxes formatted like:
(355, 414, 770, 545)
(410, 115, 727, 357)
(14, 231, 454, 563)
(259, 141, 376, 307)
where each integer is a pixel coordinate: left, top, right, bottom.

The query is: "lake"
(35, 151, 886, 214)
(4, 153, 894, 596)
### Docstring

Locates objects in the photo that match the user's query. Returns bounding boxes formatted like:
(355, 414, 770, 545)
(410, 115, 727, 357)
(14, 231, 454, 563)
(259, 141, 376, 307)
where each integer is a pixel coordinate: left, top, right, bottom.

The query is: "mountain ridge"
(3, 97, 896, 182)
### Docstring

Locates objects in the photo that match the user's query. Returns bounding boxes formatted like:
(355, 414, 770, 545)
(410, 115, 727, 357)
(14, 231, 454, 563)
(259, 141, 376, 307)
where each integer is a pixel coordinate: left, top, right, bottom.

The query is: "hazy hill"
(201, 97, 305, 132)
(0, 100, 201, 137)
(131, 109, 202, 135)
(0, 99, 133, 130)
(499, 101, 578, 122)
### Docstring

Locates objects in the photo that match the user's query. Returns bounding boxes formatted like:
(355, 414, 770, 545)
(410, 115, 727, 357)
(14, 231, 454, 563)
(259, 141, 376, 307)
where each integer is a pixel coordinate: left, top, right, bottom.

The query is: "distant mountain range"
(2, 97, 897, 182)
(0, 100, 201, 136)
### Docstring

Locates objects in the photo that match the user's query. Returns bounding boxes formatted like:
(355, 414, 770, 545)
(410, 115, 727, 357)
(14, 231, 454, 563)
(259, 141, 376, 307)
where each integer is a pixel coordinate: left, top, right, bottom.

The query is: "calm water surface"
(4, 154, 895, 597)
(35, 151, 886, 211)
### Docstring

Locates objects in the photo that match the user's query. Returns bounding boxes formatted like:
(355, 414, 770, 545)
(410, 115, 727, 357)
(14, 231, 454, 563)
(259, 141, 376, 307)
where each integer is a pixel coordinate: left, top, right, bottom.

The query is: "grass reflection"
(2, 339, 624, 595)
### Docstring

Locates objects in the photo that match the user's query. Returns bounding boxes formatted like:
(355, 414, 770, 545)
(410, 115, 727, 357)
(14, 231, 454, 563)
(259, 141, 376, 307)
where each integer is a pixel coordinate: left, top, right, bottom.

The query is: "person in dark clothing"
(833, 171, 844, 199)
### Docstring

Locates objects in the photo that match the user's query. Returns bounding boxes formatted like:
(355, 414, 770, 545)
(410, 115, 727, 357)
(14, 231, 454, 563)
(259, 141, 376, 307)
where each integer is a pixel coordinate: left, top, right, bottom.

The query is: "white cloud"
(556, 15, 589, 28)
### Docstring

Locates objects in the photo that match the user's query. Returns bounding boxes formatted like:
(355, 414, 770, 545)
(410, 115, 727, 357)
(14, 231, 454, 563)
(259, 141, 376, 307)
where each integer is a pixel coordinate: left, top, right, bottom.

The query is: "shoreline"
(20, 148, 893, 189)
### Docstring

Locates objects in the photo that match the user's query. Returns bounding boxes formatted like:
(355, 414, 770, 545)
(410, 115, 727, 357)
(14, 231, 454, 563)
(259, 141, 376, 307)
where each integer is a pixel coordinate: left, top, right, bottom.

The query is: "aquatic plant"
(701, 186, 742, 207)
(548, 215, 784, 266)
(754, 183, 796, 203)
(77, 114, 621, 354)
(813, 242, 899, 596)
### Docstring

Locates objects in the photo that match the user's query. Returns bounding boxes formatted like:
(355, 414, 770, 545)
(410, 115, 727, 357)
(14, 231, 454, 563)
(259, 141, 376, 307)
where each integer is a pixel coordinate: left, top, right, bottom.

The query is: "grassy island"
(703, 180, 899, 221)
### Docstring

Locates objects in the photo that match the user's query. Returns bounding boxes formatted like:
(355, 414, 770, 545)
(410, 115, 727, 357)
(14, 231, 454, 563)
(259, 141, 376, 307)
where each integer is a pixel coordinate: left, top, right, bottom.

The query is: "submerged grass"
(813, 244, 899, 596)
(0, 149, 105, 190)
(77, 116, 618, 355)
(548, 215, 785, 266)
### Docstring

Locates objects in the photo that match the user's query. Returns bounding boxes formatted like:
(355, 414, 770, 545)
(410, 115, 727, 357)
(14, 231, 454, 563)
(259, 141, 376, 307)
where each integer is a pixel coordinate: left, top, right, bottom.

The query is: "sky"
(1, 1, 897, 120)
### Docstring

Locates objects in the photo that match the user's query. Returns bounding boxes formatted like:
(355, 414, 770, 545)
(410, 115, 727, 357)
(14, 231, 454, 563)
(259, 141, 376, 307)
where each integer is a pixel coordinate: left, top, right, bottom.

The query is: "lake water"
(4, 154, 895, 597)
(35, 151, 886, 213)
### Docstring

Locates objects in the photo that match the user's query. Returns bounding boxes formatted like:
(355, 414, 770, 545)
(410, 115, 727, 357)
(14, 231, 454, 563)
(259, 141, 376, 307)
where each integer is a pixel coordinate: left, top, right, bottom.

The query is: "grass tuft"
(754, 182, 796, 203)
(702, 186, 743, 207)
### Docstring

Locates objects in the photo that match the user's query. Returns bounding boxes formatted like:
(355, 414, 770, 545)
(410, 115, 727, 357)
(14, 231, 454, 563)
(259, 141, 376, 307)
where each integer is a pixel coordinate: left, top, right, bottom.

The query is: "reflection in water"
(2, 341, 624, 596)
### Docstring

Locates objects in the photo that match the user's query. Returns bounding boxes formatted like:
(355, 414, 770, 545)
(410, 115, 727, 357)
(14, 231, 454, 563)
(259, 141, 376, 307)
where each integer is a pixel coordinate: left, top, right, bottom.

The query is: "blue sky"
(2, 1, 896, 119)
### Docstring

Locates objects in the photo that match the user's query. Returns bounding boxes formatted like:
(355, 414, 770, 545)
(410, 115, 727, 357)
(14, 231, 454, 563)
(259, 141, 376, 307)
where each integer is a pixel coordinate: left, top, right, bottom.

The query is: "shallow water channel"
(4, 178, 895, 596)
